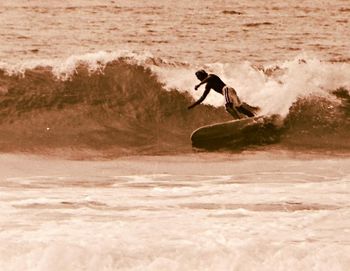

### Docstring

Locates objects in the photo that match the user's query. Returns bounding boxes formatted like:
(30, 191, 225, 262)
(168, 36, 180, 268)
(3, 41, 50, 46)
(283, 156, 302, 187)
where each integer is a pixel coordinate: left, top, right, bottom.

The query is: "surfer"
(187, 69, 258, 119)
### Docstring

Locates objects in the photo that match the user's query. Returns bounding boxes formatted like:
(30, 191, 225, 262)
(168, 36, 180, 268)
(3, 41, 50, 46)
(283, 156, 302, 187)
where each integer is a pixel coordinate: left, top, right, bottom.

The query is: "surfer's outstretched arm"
(188, 88, 210, 109)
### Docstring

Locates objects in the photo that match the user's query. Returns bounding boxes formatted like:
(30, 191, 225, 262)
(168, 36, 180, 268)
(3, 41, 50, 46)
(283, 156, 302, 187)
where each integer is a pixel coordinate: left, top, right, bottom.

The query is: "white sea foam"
(0, 50, 155, 79)
(1, 154, 350, 270)
(154, 53, 350, 116)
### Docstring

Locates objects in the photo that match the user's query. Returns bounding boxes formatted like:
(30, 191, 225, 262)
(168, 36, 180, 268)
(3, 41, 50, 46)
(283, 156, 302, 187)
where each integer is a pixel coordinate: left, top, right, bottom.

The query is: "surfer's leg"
(237, 104, 255, 117)
(242, 102, 260, 113)
(225, 103, 241, 119)
(224, 87, 241, 107)
(223, 87, 241, 119)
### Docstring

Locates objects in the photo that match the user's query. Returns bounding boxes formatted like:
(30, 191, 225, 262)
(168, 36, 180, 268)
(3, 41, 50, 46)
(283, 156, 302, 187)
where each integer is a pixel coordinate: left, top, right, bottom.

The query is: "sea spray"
(154, 55, 350, 116)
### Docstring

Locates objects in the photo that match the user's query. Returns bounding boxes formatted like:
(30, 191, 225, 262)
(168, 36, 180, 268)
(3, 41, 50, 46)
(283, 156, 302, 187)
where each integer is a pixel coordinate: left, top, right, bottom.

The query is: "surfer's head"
(195, 69, 208, 81)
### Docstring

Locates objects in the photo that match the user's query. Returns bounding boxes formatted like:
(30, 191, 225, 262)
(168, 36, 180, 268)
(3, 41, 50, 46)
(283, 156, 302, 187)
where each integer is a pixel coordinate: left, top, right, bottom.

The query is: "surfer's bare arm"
(195, 76, 210, 90)
(188, 88, 210, 109)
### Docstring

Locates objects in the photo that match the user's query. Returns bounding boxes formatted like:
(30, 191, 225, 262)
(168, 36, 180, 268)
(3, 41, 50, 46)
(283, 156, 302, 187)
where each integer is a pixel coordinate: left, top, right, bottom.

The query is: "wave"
(243, 22, 274, 27)
(0, 56, 228, 156)
(283, 88, 350, 150)
(0, 52, 349, 156)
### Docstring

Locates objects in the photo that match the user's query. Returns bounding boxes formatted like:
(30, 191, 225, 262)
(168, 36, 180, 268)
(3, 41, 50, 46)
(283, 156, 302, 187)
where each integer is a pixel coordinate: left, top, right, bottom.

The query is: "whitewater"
(0, 0, 350, 270)
(1, 153, 350, 270)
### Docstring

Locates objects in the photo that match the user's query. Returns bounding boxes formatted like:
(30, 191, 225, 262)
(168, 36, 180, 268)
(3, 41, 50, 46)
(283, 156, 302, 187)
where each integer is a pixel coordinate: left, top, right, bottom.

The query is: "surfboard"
(190, 115, 283, 149)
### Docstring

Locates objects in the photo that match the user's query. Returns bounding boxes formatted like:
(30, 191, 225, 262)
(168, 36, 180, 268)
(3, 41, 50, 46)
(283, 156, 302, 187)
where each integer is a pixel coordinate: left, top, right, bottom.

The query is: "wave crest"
(282, 88, 350, 150)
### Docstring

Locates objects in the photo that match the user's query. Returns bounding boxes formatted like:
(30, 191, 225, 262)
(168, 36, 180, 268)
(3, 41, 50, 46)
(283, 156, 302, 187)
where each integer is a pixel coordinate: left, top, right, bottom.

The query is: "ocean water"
(1, 0, 350, 64)
(0, 0, 350, 270)
(1, 153, 350, 271)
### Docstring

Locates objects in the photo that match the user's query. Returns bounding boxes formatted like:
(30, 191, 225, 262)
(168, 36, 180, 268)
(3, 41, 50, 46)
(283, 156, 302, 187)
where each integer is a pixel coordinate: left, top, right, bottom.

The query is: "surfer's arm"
(195, 76, 211, 90)
(188, 88, 210, 109)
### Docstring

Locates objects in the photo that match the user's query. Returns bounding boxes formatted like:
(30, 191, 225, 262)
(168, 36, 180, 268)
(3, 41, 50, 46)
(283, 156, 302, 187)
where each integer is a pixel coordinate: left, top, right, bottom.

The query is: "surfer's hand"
(187, 104, 194, 110)
(194, 84, 199, 90)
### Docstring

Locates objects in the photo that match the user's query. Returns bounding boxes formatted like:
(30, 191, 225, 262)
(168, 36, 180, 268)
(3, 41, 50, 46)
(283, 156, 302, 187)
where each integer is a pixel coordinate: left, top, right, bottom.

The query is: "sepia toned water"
(1, 153, 350, 270)
(0, 1, 350, 270)
(0, 0, 349, 65)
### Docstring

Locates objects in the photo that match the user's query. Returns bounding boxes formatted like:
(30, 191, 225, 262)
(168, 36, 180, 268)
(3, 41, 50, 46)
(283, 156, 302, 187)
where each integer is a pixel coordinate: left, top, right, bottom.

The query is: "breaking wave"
(0, 52, 349, 156)
(283, 88, 350, 150)
(0, 55, 228, 156)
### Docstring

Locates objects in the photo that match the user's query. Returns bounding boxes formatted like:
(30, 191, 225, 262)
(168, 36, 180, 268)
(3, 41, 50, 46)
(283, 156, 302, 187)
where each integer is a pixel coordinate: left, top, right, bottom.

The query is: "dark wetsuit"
(198, 74, 225, 96)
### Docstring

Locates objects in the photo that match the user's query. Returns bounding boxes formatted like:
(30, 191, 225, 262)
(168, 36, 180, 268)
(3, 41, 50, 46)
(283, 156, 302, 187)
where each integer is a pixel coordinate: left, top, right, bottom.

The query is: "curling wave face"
(0, 53, 349, 156)
(0, 58, 229, 155)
